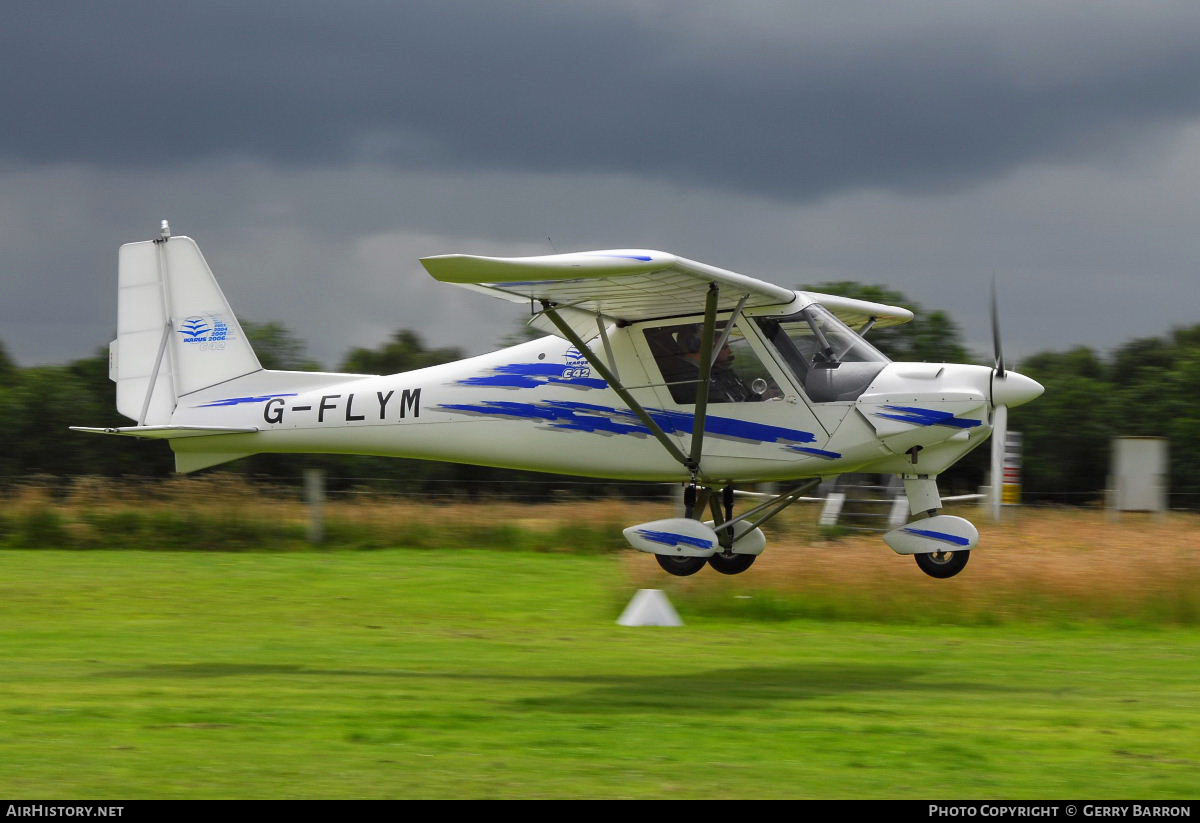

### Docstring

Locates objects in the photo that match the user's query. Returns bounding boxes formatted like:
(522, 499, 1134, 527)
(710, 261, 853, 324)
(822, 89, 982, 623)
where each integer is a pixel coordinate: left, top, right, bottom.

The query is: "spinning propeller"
(988, 276, 1044, 520)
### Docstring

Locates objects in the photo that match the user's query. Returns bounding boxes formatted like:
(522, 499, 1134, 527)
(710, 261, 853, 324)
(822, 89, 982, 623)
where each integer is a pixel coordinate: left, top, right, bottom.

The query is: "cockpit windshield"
(756, 304, 889, 402)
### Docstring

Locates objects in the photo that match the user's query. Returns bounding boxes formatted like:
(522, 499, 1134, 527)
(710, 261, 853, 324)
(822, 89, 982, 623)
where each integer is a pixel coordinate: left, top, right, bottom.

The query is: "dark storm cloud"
(7, 1, 1200, 202)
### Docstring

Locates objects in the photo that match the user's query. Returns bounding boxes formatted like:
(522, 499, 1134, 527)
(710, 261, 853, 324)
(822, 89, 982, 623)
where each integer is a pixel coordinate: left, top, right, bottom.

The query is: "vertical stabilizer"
(113, 231, 261, 424)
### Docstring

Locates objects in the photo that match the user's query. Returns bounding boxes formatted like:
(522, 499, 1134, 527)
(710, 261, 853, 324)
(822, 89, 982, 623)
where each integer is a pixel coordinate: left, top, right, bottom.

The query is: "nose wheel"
(914, 549, 970, 579)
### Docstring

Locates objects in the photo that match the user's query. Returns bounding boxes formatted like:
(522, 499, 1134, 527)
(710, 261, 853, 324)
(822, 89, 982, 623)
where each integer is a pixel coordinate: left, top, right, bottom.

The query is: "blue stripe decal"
(901, 527, 971, 547)
(194, 393, 298, 408)
(788, 446, 843, 459)
(459, 363, 608, 389)
(437, 400, 827, 450)
(441, 401, 646, 436)
(876, 406, 982, 429)
(594, 254, 653, 262)
(634, 529, 713, 549)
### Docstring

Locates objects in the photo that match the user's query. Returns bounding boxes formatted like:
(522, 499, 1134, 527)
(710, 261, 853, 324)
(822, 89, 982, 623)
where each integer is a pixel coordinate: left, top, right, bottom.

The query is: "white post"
(304, 468, 325, 544)
(1109, 437, 1169, 522)
(819, 492, 845, 527)
(671, 483, 685, 516)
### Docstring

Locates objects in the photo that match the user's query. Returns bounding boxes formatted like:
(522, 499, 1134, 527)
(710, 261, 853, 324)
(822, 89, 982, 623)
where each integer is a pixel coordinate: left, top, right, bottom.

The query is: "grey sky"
(3, 1, 1200, 368)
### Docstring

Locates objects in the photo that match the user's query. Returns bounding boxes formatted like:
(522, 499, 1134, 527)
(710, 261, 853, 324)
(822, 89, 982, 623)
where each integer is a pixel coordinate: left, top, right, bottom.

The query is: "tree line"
(1018, 329, 1200, 504)
(1, 293, 1197, 506)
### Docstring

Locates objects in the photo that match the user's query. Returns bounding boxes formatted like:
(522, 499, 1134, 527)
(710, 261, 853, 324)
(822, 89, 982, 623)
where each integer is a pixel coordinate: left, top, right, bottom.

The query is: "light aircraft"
(73, 222, 1043, 579)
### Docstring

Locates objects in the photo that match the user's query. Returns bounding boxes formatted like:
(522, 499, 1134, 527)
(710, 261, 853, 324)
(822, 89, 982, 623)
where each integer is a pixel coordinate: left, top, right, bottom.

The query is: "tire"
(655, 554, 707, 576)
(914, 549, 970, 579)
(708, 553, 756, 575)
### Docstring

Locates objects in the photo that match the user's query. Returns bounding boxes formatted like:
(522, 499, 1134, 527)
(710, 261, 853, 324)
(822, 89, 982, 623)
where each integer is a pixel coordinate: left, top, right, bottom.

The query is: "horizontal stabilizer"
(173, 450, 252, 473)
(71, 424, 258, 472)
(69, 425, 259, 439)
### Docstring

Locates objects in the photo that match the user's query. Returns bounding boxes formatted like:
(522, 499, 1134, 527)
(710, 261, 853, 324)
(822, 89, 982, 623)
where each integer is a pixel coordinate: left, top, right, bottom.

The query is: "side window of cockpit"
(643, 321, 781, 404)
(755, 306, 889, 402)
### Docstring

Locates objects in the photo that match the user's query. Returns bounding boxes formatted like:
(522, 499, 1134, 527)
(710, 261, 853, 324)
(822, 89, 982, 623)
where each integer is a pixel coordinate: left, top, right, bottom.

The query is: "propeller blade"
(989, 403, 1008, 522)
(991, 274, 1006, 379)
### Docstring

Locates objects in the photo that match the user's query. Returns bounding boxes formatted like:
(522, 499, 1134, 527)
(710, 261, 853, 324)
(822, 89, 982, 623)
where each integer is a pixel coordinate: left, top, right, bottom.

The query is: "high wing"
(419, 250, 796, 322)
(419, 249, 913, 330)
(803, 291, 914, 330)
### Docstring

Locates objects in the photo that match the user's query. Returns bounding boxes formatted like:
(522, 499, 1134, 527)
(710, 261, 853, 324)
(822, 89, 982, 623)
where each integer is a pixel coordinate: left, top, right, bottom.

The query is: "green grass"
(1, 549, 1197, 798)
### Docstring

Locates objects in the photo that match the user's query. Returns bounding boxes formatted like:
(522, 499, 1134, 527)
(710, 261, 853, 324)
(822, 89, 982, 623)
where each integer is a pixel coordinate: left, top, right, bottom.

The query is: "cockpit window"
(643, 321, 782, 404)
(756, 304, 889, 402)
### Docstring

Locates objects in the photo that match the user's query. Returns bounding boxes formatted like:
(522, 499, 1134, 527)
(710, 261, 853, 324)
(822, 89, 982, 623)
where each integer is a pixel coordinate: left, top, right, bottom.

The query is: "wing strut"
(540, 302, 696, 475)
(595, 314, 619, 381)
(710, 293, 750, 369)
(688, 284, 720, 472)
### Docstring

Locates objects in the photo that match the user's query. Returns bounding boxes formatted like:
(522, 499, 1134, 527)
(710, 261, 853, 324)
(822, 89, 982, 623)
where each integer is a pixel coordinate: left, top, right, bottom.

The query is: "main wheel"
(914, 549, 970, 579)
(655, 554, 707, 577)
(708, 553, 756, 575)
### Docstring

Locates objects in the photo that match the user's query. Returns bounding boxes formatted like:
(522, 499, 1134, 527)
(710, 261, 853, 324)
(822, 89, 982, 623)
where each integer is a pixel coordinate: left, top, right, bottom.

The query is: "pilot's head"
(677, 326, 734, 368)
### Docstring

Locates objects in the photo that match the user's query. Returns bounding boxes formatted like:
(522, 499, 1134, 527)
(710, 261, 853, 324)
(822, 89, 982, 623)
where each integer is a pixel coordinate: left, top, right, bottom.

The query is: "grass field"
(7, 476, 1198, 626)
(1, 546, 1198, 798)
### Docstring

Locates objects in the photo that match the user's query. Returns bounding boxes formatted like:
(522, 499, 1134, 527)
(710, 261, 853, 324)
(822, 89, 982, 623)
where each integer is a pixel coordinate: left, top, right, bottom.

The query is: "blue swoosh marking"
(634, 529, 713, 549)
(901, 527, 972, 547)
(788, 446, 843, 459)
(876, 406, 982, 429)
(440, 401, 647, 436)
(195, 393, 298, 408)
(437, 400, 824, 448)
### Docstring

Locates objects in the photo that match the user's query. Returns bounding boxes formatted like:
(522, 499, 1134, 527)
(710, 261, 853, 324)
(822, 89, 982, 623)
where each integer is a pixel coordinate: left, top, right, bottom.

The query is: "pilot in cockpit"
(666, 327, 753, 403)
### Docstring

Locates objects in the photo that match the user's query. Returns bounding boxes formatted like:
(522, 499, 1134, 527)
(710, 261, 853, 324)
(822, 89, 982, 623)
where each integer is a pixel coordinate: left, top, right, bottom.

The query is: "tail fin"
(112, 226, 261, 424)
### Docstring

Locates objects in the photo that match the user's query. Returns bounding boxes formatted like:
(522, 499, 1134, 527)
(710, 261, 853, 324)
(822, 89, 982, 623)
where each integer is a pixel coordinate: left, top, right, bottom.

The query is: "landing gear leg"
(683, 482, 710, 520)
(707, 484, 756, 575)
(888, 473, 976, 579)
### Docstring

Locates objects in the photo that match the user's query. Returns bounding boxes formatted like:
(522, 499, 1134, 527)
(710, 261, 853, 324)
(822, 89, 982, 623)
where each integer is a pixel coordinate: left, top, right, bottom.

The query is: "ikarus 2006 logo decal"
(177, 313, 236, 350)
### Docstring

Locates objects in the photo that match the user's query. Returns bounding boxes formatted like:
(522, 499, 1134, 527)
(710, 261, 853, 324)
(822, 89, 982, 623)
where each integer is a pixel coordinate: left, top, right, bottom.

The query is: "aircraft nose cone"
(991, 370, 1044, 408)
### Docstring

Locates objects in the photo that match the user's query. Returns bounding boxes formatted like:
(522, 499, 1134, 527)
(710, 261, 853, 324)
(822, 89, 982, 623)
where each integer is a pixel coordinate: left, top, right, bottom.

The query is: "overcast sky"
(4, 0, 1200, 369)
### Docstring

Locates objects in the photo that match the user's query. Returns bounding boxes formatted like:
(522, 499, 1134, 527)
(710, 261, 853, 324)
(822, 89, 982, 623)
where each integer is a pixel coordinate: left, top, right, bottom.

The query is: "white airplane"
(74, 222, 1043, 579)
